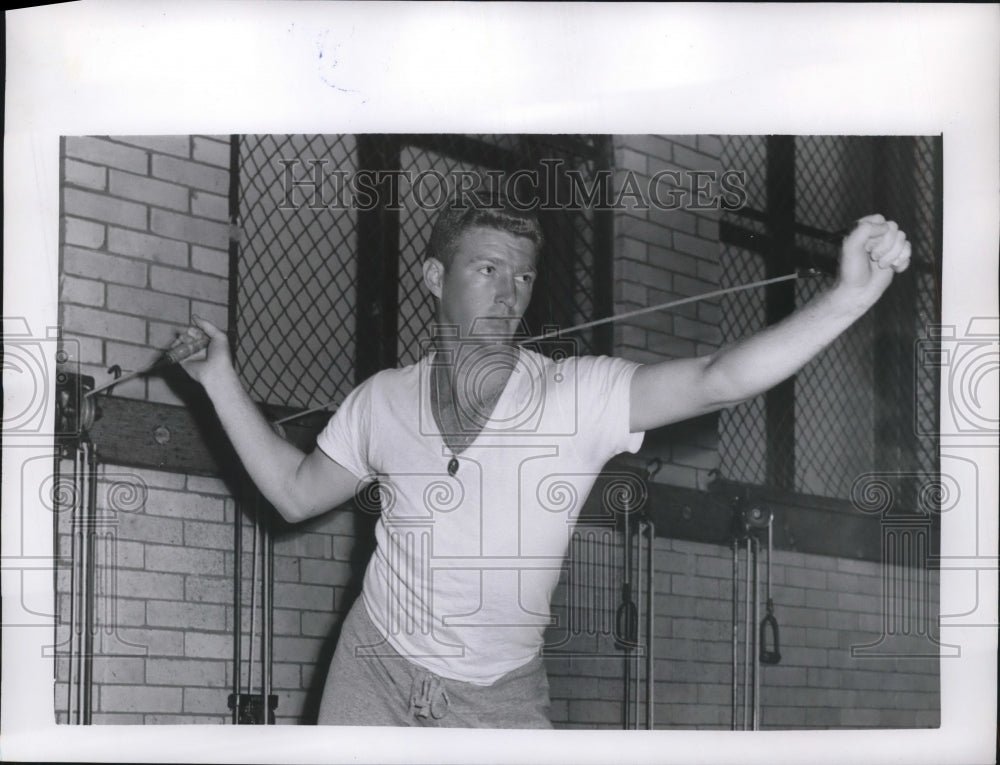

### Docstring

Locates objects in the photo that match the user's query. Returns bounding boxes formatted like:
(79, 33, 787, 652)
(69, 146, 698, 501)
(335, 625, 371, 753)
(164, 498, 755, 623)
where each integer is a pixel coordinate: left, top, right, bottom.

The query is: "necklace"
(432, 361, 461, 476)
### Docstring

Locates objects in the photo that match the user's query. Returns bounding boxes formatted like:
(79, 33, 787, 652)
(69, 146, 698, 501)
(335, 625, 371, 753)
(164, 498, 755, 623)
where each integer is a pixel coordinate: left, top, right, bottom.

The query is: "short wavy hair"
(425, 190, 545, 269)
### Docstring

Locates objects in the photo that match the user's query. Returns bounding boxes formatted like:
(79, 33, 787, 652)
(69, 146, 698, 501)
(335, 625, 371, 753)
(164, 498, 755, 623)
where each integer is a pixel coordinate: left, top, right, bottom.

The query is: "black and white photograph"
(3, 4, 997, 764)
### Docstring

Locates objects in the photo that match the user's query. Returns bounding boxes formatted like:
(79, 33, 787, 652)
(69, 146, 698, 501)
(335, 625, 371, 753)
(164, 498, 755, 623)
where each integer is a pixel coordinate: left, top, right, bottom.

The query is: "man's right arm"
(178, 318, 359, 523)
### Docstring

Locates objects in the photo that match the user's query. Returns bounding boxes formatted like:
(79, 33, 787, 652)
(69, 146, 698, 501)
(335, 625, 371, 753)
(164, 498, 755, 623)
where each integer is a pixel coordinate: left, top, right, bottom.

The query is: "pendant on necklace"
(447, 456, 459, 476)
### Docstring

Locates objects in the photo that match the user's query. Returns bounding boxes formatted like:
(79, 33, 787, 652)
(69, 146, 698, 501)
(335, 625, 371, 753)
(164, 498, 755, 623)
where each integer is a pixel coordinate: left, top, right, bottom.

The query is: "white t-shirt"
(316, 347, 644, 684)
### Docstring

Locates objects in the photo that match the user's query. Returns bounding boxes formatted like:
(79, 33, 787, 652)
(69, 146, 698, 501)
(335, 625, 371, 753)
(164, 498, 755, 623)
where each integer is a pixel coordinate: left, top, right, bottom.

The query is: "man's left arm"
(630, 214, 912, 433)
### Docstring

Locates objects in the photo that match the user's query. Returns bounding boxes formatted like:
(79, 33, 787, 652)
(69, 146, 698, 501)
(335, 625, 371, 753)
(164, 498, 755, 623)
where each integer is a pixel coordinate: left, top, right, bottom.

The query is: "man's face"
(429, 226, 538, 342)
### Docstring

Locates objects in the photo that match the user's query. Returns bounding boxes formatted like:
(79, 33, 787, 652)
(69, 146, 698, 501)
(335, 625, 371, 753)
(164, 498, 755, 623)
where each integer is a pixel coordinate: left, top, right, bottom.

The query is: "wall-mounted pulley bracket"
(55, 371, 99, 453)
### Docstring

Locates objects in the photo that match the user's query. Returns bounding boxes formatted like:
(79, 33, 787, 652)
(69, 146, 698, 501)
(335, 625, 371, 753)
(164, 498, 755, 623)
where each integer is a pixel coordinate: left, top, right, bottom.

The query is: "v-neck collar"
(424, 346, 523, 458)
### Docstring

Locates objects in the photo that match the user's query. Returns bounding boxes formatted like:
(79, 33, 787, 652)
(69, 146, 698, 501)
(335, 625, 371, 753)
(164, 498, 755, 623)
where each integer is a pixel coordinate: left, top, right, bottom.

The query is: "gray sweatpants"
(318, 600, 553, 728)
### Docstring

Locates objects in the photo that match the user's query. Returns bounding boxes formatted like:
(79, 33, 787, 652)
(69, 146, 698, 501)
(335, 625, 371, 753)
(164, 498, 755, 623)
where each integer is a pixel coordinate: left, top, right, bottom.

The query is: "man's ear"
(423, 257, 445, 299)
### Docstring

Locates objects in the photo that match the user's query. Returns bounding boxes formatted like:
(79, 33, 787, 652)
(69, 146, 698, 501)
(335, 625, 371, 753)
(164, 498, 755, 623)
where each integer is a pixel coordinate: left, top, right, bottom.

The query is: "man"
(179, 194, 910, 728)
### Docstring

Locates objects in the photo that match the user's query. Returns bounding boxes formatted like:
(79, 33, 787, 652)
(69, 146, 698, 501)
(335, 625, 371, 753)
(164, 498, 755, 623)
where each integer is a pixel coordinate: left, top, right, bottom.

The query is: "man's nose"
(494, 274, 516, 306)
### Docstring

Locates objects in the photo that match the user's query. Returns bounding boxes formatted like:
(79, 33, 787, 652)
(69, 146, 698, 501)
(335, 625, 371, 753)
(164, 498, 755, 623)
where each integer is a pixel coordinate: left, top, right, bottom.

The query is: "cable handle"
(164, 330, 211, 364)
(759, 604, 781, 665)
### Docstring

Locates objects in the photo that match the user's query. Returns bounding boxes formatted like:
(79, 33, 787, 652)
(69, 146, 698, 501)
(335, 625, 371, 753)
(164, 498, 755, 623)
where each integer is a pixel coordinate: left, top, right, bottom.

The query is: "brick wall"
(60, 135, 231, 405)
(55, 134, 938, 729)
(544, 533, 940, 729)
(613, 135, 725, 491)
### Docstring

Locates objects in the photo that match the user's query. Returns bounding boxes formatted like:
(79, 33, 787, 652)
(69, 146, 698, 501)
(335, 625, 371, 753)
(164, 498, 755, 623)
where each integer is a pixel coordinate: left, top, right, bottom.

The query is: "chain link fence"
(718, 135, 942, 499)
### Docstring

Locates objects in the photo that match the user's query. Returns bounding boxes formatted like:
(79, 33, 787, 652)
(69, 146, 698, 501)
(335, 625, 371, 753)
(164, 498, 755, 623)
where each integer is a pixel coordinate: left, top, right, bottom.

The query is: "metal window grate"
(232, 134, 612, 414)
(235, 135, 359, 410)
(718, 136, 941, 499)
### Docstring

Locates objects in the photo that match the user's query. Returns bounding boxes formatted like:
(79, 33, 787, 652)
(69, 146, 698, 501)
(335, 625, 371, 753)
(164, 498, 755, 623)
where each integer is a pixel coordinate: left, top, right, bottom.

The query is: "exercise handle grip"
(759, 610, 781, 665)
(164, 331, 210, 364)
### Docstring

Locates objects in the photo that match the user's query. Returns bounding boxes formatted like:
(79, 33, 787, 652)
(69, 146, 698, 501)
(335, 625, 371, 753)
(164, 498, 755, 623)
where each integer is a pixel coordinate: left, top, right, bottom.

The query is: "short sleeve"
(572, 355, 644, 463)
(315, 377, 375, 481)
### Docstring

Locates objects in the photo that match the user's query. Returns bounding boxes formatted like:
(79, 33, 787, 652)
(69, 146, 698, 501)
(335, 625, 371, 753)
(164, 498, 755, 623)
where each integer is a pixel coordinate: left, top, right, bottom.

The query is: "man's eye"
(480, 266, 495, 275)
(519, 273, 535, 284)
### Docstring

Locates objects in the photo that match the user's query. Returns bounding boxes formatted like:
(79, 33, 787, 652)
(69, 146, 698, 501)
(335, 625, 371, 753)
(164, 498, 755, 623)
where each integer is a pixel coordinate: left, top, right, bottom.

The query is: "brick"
(191, 191, 228, 220)
(696, 683, 729, 706)
(272, 662, 300, 690)
(107, 226, 189, 267)
(147, 600, 226, 631)
(274, 556, 300, 582)
(186, 475, 230, 495)
(146, 545, 225, 575)
(184, 520, 233, 550)
(273, 608, 301, 636)
(696, 300, 722, 325)
(673, 316, 720, 345)
(190, 245, 229, 276)
(192, 136, 231, 168)
(781, 607, 828, 629)
(114, 135, 191, 158)
(273, 636, 326, 663)
(64, 188, 147, 230)
(646, 332, 697, 359)
(183, 687, 229, 714)
(273, 690, 308, 720)
(100, 685, 182, 714)
(648, 206, 699, 236)
(150, 264, 228, 302)
(617, 280, 646, 307)
(147, 657, 226, 687)
(185, 575, 233, 604)
(785, 565, 826, 589)
(836, 557, 879, 576)
(110, 169, 190, 212)
(91, 657, 146, 685)
(64, 158, 107, 190)
(805, 589, 840, 610)
(674, 274, 717, 297)
(113, 569, 184, 600)
(150, 208, 229, 249)
(619, 236, 648, 264)
(58, 332, 103, 365)
(619, 259, 671, 292)
(107, 285, 190, 325)
(62, 304, 145, 343)
(619, 216, 672, 253)
(674, 232, 721, 262)
(301, 610, 338, 637)
(108, 539, 145, 569)
(61, 275, 105, 307)
(300, 559, 353, 585)
(272, 582, 335, 611)
(838, 592, 882, 614)
(276, 532, 332, 558)
(65, 136, 149, 174)
(64, 216, 107, 249)
(144, 487, 226, 522)
(152, 154, 229, 194)
(63, 245, 148, 287)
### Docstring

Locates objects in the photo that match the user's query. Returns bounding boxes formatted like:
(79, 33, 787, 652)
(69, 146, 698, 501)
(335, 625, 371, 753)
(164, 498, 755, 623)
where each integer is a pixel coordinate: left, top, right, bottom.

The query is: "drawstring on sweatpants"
(409, 673, 450, 721)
